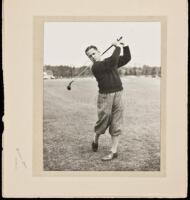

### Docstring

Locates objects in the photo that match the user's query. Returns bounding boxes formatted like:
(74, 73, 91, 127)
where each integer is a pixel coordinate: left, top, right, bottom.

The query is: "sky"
(44, 22, 161, 67)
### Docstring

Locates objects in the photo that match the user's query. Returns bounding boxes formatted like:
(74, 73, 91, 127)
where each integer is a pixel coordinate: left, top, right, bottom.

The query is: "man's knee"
(109, 122, 123, 136)
(109, 128, 123, 136)
(95, 110, 111, 135)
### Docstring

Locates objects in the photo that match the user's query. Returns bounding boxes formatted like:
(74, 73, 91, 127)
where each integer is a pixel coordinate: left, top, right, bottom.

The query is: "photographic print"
(3, 0, 187, 197)
(43, 21, 162, 171)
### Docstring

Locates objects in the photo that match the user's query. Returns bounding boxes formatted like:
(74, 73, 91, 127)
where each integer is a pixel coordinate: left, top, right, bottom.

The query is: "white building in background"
(43, 71, 55, 79)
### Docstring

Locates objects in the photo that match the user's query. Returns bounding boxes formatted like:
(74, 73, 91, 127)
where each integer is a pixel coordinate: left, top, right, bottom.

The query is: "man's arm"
(92, 45, 121, 73)
(117, 46, 131, 68)
(103, 46, 121, 68)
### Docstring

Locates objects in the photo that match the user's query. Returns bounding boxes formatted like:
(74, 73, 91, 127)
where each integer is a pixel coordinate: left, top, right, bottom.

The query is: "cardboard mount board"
(2, 0, 188, 198)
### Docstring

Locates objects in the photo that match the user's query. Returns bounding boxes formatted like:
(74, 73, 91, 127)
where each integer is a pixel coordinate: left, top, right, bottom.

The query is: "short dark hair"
(85, 45, 98, 55)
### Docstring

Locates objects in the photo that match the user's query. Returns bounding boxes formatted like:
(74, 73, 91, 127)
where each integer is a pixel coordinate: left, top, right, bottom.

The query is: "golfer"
(85, 38, 131, 161)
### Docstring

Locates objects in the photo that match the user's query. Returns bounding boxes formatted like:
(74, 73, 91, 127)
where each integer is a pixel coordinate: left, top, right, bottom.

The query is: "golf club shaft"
(77, 36, 123, 77)
(101, 36, 123, 55)
(68, 36, 123, 87)
(74, 61, 91, 78)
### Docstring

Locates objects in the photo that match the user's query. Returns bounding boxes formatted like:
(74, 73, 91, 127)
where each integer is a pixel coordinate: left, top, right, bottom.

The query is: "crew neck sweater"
(91, 46, 131, 94)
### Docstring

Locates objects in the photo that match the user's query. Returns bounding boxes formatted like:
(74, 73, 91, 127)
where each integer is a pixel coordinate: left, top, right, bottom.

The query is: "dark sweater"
(91, 46, 131, 93)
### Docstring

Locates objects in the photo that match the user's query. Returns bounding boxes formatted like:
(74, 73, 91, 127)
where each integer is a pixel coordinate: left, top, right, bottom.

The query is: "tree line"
(44, 64, 161, 78)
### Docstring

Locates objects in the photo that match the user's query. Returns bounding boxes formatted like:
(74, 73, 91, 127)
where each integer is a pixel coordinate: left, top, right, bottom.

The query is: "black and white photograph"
(2, 0, 188, 198)
(43, 21, 161, 171)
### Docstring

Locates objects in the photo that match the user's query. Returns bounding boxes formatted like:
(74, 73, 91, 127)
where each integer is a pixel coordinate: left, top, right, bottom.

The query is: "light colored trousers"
(95, 90, 124, 136)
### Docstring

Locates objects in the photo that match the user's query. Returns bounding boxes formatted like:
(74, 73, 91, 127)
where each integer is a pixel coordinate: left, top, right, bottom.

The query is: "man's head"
(85, 45, 101, 63)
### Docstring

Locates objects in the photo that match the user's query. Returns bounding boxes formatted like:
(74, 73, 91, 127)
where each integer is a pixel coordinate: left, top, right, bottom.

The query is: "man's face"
(86, 48, 101, 63)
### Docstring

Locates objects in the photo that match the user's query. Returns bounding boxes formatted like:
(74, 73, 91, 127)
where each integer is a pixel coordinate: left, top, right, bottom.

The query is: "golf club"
(67, 36, 123, 90)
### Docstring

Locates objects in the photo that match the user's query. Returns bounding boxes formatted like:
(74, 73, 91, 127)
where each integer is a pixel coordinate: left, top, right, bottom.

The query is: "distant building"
(43, 71, 55, 79)
(46, 70, 53, 76)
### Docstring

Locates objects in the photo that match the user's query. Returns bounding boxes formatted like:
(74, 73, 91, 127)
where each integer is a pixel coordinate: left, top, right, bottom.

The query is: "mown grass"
(43, 76, 160, 171)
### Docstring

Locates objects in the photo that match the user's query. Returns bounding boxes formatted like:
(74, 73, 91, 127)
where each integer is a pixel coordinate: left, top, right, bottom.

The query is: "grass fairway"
(43, 76, 160, 171)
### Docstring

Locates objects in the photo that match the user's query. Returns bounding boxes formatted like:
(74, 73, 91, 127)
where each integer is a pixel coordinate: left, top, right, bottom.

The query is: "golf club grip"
(101, 36, 123, 55)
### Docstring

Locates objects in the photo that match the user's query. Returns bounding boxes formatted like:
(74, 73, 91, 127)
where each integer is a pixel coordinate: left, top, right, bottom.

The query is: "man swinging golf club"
(85, 37, 131, 161)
